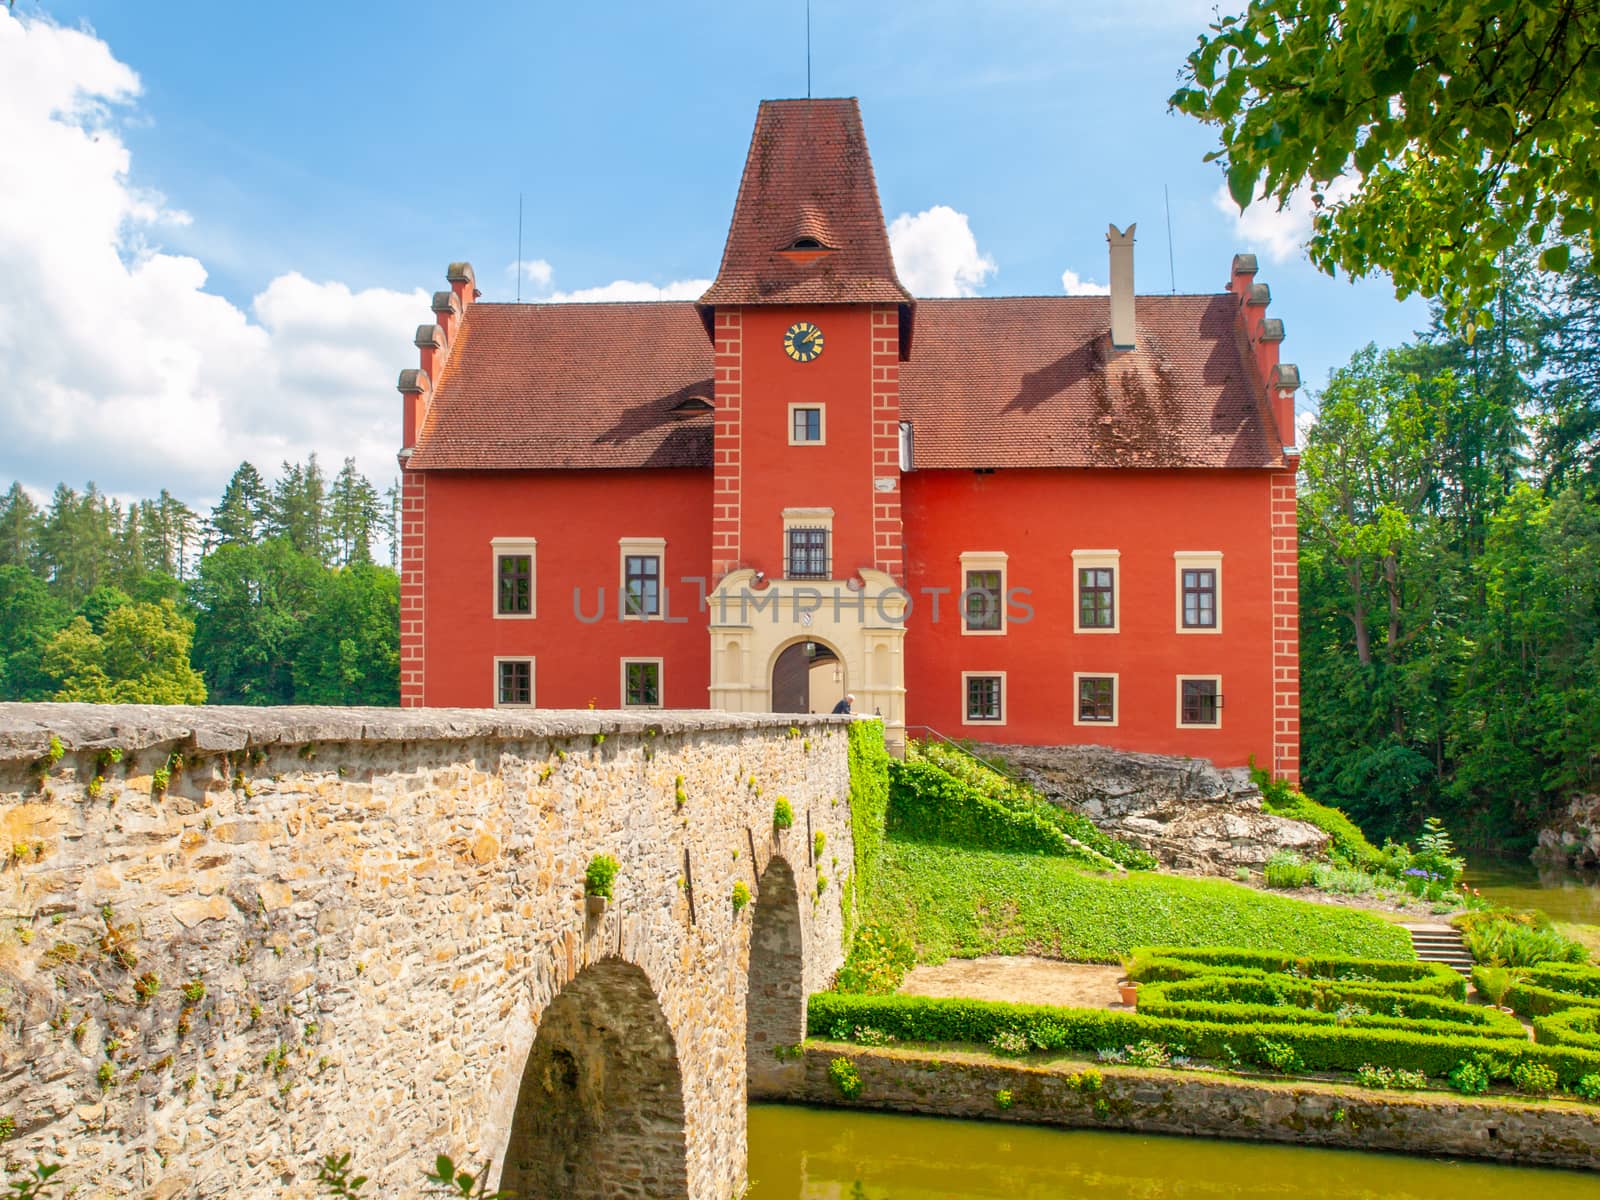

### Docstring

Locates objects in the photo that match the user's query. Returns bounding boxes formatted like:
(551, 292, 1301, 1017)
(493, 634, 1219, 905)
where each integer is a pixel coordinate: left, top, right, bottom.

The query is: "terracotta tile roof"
(406, 302, 713, 471)
(900, 295, 1288, 470)
(408, 294, 1285, 472)
(699, 99, 913, 307)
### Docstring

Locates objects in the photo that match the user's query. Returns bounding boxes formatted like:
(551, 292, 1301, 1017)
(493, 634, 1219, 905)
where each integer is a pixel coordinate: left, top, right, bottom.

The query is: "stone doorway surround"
(707, 567, 906, 745)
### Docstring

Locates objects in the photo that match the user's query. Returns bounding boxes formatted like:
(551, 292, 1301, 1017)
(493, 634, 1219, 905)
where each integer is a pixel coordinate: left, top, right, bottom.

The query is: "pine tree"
(327, 458, 381, 566)
(0, 482, 40, 570)
(266, 456, 329, 562)
(210, 462, 268, 549)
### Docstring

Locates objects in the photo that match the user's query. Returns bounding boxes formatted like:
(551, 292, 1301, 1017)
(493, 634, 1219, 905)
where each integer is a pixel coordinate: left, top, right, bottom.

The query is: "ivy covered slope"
(870, 841, 1412, 965)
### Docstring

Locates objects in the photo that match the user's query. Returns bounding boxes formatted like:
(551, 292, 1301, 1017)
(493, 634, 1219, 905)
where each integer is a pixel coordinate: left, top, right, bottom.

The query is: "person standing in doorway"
(831, 693, 855, 715)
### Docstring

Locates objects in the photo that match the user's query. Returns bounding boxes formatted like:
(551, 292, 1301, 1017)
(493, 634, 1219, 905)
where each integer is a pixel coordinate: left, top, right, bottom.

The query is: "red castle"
(396, 99, 1301, 780)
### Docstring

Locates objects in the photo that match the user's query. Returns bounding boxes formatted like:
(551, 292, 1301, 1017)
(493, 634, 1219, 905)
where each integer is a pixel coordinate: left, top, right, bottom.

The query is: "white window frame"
(958, 551, 1008, 636)
(1176, 674, 1224, 729)
(1174, 551, 1223, 635)
(787, 403, 827, 446)
(960, 670, 1007, 727)
(621, 657, 665, 709)
(619, 537, 667, 621)
(491, 537, 538, 620)
(1072, 671, 1119, 728)
(493, 656, 535, 708)
(1072, 549, 1120, 634)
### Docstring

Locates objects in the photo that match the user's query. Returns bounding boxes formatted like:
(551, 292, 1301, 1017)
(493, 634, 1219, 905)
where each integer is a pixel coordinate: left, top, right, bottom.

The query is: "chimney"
(1107, 223, 1136, 351)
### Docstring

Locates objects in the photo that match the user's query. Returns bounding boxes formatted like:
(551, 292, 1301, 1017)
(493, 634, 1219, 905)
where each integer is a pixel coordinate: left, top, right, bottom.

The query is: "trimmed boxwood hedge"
(887, 759, 1094, 862)
(1133, 996, 1527, 1041)
(806, 991, 1600, 1086)
(1126, 956, 1466, 1001)
(1137, 977, 1525, 1036)
(1134, 946, 1449, 987)
(1506, 979, 1600, 1018)
(1535, 1007, 1600, 1050)
(1525, 962, 1600, 997)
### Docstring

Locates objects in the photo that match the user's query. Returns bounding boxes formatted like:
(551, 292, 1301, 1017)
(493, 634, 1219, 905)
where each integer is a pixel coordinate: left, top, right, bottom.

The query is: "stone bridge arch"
(498, 958, 688, 1199)
(746, 855, 806, 1097)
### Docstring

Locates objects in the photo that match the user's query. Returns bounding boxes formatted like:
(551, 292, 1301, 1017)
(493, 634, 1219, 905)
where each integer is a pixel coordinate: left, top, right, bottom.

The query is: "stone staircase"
(1402, 923, 1474, 976)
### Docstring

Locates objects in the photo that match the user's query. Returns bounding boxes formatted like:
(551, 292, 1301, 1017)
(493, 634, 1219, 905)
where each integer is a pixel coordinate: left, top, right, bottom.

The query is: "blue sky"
(1, 1, 1429, 504)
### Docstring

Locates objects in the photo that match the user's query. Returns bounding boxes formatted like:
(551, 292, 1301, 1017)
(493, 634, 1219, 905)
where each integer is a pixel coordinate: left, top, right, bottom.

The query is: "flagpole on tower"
(806, 0, 812, 98)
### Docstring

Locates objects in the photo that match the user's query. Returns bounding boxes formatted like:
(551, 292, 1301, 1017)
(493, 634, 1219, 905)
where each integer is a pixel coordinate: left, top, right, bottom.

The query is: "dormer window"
(788, 237, 825, 251)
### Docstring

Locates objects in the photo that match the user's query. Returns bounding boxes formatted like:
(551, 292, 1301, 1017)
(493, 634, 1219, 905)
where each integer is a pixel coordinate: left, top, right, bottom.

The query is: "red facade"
(397, 99, 1302, 780)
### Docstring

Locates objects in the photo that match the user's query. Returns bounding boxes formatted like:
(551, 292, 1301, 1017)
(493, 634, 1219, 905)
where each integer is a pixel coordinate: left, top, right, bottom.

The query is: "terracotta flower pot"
(1118, 981, 1139, 1007)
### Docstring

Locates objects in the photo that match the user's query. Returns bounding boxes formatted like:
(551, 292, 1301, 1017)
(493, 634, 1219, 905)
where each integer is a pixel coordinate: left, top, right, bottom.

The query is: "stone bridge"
(0, 705, 861, 1198)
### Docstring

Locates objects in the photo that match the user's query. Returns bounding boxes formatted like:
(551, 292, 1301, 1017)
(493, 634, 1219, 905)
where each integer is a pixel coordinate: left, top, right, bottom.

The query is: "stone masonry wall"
(792, 1044, 1600, 1172)
(0, 705, 857, 1199)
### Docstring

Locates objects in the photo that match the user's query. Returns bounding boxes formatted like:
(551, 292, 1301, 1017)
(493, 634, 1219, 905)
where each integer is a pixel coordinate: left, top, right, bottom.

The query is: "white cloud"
(888, 205, 996, 297)
(539, 277, 711, 303)
(0, 11, 426, 503)
(1213, 176, 1362, 264)
(508, 258, 554, 287)
(1060, 269, 1109, 296)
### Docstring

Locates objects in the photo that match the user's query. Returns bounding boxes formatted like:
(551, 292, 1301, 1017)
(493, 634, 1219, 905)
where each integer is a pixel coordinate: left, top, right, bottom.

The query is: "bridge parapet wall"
(0, 705, 856, 1199)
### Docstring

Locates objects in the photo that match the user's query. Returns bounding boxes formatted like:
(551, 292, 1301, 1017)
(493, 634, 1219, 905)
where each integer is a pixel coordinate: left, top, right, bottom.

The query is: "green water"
(1467, 855, 1600, 926)
(748, 1105, 1596, 1198)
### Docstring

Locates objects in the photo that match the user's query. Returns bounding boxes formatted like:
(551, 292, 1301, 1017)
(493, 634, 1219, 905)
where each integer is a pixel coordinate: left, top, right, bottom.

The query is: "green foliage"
(1472, 967, 1514, 1008)
(813, 830, 826, 859)
(834, 923, 917, 995)
(911, 741, 1156, 869)
(41, 601, 206, 704)
(314, 1151, 511, 1198)
(827, 1056, 863, 1099)
(888, 759, 1089, 862)
(1356, 1064, 1428, 1091)
(1252, 767, 1382, 869)
(809, 991, 1600, 1086)
(731, 880, 751, 913)
(994, 1088, 1014, 1110)
(1575, 1074, 1600, 1102)
(1533, 1007, 1600, 1052)
(1511, 1060, 1561, 1097)
(1256, 1040, 1302, 1074)
(1262, 852, 1315, 890)
(772, 796, 794, 830)
(583, 854, 619, 900)
(1, 1163, 62, 1200)
(845, 720, 890, 945)
(864, 841, 1413, 967)
(1172, 0, 1599, 328)
(1448, 1060, 1489, 1095)
(1456, 910, 1587, 967)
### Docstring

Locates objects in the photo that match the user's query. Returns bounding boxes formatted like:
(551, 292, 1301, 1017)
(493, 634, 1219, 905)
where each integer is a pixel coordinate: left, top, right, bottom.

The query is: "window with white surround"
(959, 551, 1008, 635)
(1072, 549, 1120, 633)
(494, 657, 534, 707)
(618, 537, 667, 619)
(1174, 551, 1223, 633)
(1177, 675, 1223, 727)
(782, 508, 834, 580)
(492, 538, 538, 619)
(1073, 672, 1119, 726)
(961, 671, 1006, 725)
(621, 658, 663, 707)
(788, 404, 826, 445)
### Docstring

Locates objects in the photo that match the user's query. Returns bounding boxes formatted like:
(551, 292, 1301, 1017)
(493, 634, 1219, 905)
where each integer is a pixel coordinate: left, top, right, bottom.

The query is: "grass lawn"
(869, 839, 1416, 965)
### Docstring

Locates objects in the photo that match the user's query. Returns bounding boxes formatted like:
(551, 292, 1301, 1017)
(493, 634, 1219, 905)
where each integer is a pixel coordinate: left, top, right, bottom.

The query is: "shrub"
(807, 991, 1600, 1085)
(888, 760, 1086, 860)
(1574, 1073, 1600, 1102)
(773, 797, 794, 830)
(1122, 1039, 1173, 1068)
(1256, 1039, 1302, 1074)
(1472, 966, 1515, 1007)
(912, 741, 1157, 869)
(1128, 946, 1455, 993)
(1356, 1064, 1428, 1090)
(1251, 766, 1382, 869)
(1533, 1007, 1600, 1051)
(1263, 852, 1316, 889)
(1458, 911, 1587, 967)
(846, 720, 890, 944)
(583, 854, 619, 899)
(731, 881, 751, 913)
(827, 1056, 863, 1099)
(1448, 1060, 1489, 1095)
(1509, 1060, 1559, 1096)
(994, 1088, 1014, 1110)
(834, 923, 917, 994)
(990, 1029, 1031, 1056)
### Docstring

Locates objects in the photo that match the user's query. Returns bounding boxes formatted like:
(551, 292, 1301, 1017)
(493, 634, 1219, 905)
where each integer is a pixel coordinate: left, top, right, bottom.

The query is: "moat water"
(1468, 854, 1600, 926)
(747, 1105, 1596, 1197)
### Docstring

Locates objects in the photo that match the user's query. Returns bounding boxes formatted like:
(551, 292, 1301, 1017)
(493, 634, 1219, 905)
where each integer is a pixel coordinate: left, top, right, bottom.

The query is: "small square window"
(1180, 678, 1221, 726)
(965, 675, 1003, 722)
(1182, 568, 1217, 629)
(624, 660, 661, 707)
(1079, 567, 1116, 629)
(497, 553, 532, 615)
(791, 407, 823, 443)
(497, 659, 532, 706)
(963, 569, 1003, 632)
(624, 554, 660, 616)
(1078, 676, 1116, 723)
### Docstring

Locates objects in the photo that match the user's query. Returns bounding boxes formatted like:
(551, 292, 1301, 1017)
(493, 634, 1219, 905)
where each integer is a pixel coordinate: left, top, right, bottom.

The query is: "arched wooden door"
(769, 640, 840, 713)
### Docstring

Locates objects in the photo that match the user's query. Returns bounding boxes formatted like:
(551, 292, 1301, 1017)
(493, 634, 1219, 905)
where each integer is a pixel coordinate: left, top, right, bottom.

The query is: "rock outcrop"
(1535, 793, 1600, 868)
(978, 743, 1328, 874)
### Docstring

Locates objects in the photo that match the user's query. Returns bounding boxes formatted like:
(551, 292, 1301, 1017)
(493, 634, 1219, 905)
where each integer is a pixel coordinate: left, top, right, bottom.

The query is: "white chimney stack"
(1108, 223, 1136, 351)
